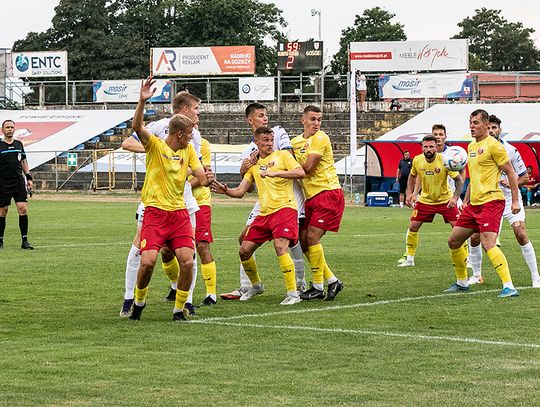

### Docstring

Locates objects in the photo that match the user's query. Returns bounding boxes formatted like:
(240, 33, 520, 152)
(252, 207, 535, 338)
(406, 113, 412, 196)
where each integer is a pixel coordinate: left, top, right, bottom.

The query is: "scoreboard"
(277, 41, 323, 71)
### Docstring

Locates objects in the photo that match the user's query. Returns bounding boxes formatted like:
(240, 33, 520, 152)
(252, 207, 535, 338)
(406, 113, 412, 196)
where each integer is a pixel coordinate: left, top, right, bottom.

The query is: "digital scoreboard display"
(277, 41, 323, 71)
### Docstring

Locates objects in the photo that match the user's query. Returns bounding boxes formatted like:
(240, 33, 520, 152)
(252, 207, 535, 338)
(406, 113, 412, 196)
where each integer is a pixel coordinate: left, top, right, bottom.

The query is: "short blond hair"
(169, 114, 194, 136)
(171, 91, 200, 114)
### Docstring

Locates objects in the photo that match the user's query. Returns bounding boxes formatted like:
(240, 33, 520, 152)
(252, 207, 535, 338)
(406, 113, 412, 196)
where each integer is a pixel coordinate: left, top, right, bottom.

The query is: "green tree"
(453, 8, 540, 70)
(12, 0, 287, 83)
(329, 7, 407, 75)
(326, 7, 406, 101)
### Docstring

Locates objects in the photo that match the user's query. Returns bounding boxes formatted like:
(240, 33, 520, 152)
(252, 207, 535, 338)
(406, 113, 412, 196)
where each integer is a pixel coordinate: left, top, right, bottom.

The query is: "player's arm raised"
(132, 77, 156, 146)
(211, 179, 251, 198)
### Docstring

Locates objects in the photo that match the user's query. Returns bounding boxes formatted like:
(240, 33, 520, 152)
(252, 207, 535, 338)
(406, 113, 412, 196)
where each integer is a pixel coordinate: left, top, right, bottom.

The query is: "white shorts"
(503, 197, 525, 225)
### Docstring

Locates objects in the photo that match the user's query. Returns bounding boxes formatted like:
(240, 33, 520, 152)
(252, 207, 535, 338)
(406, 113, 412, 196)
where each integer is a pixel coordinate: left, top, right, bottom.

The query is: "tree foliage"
(453, 8, 540, 71)
(329, 7, 407, 75)
(12, 0, 287, 80)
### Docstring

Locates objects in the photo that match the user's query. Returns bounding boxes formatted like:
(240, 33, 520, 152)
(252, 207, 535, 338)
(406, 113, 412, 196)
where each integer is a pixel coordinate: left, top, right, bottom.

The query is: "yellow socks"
(134, 285, 148, 306)
(487, 247, 512, 285)
(162, 257, 179, 284)
(450, 246, 468, 282)
(201, 261, 217, 296)
(241, 256, 261, 285)
(406, 231, 418, 256)
(174, 289, 189, 311)
(306, 244, 325, 288)
(278, 253, 296, 293)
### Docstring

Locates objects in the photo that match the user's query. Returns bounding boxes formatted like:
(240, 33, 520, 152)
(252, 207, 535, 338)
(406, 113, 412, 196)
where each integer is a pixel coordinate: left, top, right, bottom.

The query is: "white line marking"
(201, 287, 537, 322)
(193, 320, 540, 349)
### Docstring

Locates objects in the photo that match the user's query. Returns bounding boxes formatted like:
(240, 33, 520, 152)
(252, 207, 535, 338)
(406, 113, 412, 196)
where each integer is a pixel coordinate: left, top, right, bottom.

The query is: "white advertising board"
(239, 77, 275, 101)
(379, 73, 473, 99)
(93, 79, 172, 103)
(11, 51, 68, 77)
(151, 46, 255, 76)
(350, 40, 468, 72)
(0, 109, 134, 169)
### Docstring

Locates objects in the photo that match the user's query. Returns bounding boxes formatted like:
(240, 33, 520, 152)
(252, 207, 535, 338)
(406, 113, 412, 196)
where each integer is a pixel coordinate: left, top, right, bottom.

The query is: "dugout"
(364, 103, 540, 198)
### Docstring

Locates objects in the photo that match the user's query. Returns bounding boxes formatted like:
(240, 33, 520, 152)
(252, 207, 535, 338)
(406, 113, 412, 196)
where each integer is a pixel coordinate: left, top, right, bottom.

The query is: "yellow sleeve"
(492, 142, 509, 167)
(448, 169, 459, 179)
(201, 139, 211, 167)
(410, 157, 418, 176)
(244, 166, 254, 184)
(308, 133, 328, 156)
(282, 151, 301, 170)
(144, 134, 157, 152)
(188, 144, 202, 171)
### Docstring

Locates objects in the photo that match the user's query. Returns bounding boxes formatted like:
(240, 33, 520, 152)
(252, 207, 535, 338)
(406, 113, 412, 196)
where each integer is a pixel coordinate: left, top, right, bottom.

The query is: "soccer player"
(447, 109, 521, 298)
(397, 124, 470, 265)
(0, 119, 34, 250)
(120, 90, 203, 317)
(189, 137, 219, 306)
(128, 77, 212, 321)
(291, 105, 345, 301)
(220, 103, 306, 299)
(397, 135, 464, 267)
(467, 115, 540, 287)
(212, 126, 305, 305)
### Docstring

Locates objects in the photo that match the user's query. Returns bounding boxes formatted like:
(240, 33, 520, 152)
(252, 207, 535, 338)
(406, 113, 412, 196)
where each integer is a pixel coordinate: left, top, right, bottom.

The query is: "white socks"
(520, 241, 539, 280)
(124, 244, 140, 299)
(469, 244, 483, 277)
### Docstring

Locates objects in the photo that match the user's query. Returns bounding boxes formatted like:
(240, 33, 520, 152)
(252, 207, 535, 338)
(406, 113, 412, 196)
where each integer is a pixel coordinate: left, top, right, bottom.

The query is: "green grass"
(2, 199, 540, 406)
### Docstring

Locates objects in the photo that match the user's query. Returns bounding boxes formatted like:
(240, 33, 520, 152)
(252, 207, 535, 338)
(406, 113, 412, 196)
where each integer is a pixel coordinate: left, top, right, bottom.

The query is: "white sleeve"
(272, 126, 292, 150)
(150, 119, 169, 140)
(241, 142, 257, 159)
(511, 148, 527, 176)
(191, 128, 202, 159)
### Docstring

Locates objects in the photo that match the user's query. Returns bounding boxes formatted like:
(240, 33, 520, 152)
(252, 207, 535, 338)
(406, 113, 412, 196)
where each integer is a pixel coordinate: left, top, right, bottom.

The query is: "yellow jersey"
(467, 136, 508, 205)
(411, 153, 459, 205)
(191, 138, 212, 207)
(244, 150, 301, 216)
(291, 130, 341, 199)
(141, 135, 202, 211)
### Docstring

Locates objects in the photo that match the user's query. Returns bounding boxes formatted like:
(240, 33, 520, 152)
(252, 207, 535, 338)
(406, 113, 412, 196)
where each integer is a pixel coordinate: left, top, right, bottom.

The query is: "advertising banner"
(378, 73, 473, 99)
(93, 79, 172, 103)
(238, 77, 274, 101)
(0, 109, 134, 169)
(11, 51, 68, 77)
(350, 40, 468, 72)
(151, 46, 255, 76)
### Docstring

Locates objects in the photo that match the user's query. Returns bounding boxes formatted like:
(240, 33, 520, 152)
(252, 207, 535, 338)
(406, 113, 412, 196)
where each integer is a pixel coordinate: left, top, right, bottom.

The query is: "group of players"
(121, 77, 345, 321)
(396, 110, 539, 296)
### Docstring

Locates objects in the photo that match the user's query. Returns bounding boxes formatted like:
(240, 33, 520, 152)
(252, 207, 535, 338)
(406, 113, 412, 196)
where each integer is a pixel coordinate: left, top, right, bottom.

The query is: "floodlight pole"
(311, 9, 321, 41)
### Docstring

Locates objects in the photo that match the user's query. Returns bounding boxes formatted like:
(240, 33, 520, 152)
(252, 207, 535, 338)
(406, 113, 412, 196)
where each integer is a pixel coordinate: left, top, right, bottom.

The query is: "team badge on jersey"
(478, 148, 484, 154)
(435, 167, 441, 173)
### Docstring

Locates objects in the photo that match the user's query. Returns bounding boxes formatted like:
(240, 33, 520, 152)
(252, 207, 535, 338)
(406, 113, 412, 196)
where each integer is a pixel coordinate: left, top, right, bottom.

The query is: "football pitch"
(2, 197, 540, 406)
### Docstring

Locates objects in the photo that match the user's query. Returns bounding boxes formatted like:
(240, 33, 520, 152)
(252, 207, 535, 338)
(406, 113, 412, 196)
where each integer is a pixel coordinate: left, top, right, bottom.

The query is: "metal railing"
(28, 149, 366, 201)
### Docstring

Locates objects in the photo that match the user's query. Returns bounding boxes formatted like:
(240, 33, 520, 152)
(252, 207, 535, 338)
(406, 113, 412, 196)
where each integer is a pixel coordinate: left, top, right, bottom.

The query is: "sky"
(2, 0, 540, 61)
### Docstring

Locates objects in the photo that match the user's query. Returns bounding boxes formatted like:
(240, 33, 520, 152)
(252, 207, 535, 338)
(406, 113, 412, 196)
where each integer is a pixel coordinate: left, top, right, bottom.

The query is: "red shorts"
(411, 201, 460, 224)
(244, 207, 298, 244)
(455, 200, 505, 234)
(301, 189, 345, 232)
(195, 205, 213, 243)
(140, 206, 194, 252)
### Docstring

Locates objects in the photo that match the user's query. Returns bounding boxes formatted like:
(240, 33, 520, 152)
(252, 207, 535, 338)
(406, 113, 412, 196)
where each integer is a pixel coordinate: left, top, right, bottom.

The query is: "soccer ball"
(442, 146, 468, 171)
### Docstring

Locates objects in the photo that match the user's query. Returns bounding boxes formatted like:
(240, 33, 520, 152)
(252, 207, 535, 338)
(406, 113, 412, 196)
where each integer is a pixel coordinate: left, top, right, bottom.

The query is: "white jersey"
(133, 118, 201, 216)
(499, 139, 527, 201)
(240, 125, 292, 159)
(242, 125, 305, 223)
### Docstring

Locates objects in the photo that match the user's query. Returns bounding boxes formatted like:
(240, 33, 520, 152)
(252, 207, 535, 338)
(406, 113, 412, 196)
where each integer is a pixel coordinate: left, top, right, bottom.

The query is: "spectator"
(390, 98, 402, 111)
(355, 70, 367, 113)
(522, 165, 540, 206)
(396, 150, 412, 208)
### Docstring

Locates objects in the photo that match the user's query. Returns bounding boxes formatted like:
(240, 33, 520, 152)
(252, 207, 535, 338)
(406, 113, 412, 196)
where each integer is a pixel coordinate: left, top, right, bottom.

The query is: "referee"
(0, 119, 34, 250)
